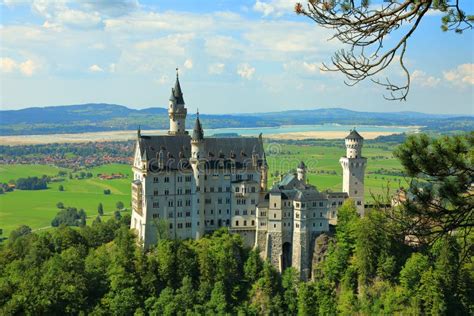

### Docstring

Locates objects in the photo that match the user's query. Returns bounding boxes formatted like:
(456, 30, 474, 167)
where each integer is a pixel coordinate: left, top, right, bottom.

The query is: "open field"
(0, 143, 404, 236)
(0, 164, 132, 236)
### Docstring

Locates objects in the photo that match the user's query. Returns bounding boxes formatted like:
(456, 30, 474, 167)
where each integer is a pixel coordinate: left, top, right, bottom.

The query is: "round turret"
(297, 161, 306, 183)
(344, 129, 363, 158)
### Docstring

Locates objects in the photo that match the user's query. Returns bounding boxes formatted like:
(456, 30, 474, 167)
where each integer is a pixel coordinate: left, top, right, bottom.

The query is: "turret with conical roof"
(192, 111, 204, 142)
(168, 68, 188, 135)
(344, 128, 364, 159)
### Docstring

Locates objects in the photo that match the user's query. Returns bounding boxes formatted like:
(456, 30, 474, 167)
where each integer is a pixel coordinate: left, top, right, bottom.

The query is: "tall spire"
(170, 67, 184, 105)
(192, 110, 204, 141)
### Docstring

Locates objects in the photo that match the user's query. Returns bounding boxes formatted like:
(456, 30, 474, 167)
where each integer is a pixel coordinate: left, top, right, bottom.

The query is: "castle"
(130, 72, 367, 279)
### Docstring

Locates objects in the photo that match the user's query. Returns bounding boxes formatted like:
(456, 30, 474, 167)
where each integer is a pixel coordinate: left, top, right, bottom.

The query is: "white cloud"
(157, 75, 169, 85)
(109, 63, 116, 73)
(443, 64, 474, 86)
(237, 63, 255, 79)
(19, 59, 38, 76)
(209, 63, 225, 75)
(0, 57, 17, 73)
(88, 64, 104, 72)
(253, 0, 294, 17)
(184, 59, 193, 69)
(0, 57, 39, 76)
(411, 70, 440, 87)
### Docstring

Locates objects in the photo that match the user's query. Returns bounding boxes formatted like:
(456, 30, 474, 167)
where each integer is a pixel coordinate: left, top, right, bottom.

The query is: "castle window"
(185, 175, 192, 182)
(227, 209, 230, 214)
(169, 223, 173, 229)
(251, 186, 256, 193)
(205, 198, 211, 204)
(313, 223, 315, 227)
(178, 223, 183, 229)
(186, 222, 191, 228)
(274, 203, 277, 208)
(153, 190, 158, 196)
(296, 223, 299, 228)
(164, 177, 170, 183)
(354, 190, 358, 194)
(168, 212, 173, 218)
(252, 220, 255, 226)
(319, 202, 324, 207)
(226, 198, 230, 204)
(210, 219, 214, 225)
(185, 189, 191, 194)
(177, 200, 182, 207)
(357, 201, 362, 205)
(296, 213, 299, 219)
(226, 187, 231, 192)
(218, 209, 221, 214)
(210, 187, 215, 192)
(177, 212, 182, 217)
(186, 211, 191, 217)
(164, 189, 169, 195)
(186, 200, 191, 206)
(243, 210, 248, 215)
(244, 220, 247, 226)
(274, 224, 276, 228)
(235, 220, 239, 226)
(218, 187, 222, 192)
(251, 210, 255, 215)
(235, 210, 240, 215)
(218, 198, 222, 204)
(168, 200, 173, 207)
(320, 222, 322, 227)
(153, 177, 159, 183)
(320, 212, 323, 217)
(235, 187, 240, 193)
(226, 219, 230, 226)
(313, 212, 315, 218)
(153, 214, 159, 219)
(153, 202, 159, 208)
(251, 199, 256, 205)
(210, 209, 214, 215)
(274, 213, 276, 218)
(177, 176, 182, 183)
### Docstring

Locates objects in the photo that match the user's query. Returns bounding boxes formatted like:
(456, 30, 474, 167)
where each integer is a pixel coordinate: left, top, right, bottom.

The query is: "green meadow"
(0, 143, 404, 236)
(0, 164, 132, 236)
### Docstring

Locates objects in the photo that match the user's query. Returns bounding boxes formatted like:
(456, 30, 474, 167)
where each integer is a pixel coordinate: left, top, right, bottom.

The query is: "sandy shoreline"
(0, 129, 404, 145)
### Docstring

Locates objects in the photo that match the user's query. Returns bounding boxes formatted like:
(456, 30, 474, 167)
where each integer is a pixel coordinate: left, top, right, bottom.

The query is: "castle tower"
(297, 161, 306, 183)
(339, 129, 367, 215)
(168, 68, 188, 135)
(190, 113, 205, 238)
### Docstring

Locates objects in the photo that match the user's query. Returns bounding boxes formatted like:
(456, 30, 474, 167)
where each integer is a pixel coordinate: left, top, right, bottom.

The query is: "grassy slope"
(0, 164, 131, 235)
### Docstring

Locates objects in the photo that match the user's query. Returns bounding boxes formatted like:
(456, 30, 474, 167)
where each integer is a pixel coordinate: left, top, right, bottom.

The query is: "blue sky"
(1, 0, 473, 114)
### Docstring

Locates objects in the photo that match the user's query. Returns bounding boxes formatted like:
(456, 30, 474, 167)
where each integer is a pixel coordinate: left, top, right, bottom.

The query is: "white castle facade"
(130, 73, 366, 279)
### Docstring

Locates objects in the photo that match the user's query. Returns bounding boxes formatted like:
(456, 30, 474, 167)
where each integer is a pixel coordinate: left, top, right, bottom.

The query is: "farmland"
(0, 164, 132, 236)
(0, 142, 404, 236)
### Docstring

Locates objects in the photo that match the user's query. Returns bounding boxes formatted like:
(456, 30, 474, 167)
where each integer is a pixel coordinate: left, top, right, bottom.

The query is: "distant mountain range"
(0, 103, 472, 136)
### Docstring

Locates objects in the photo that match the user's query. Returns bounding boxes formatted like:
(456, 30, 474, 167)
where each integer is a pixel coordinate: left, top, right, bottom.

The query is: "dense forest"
(0, 133, 472, 315)
(0, 202, 471, 315)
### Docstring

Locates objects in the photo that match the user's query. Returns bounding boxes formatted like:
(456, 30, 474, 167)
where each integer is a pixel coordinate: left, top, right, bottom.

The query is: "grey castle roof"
(169, 74, 185, 104)
(192, 116, 204, 141)
(138, 135, 266, 171)
(268, 173, 325, 201)
(345, 129, 363, 140)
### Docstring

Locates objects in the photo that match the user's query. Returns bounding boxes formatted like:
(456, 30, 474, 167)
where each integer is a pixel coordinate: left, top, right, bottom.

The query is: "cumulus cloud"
(411, 70, 440, 87)
(184, 59, 193, 69)
(0, 57, 39, 76)
(237, 63, 255, 79)
(88, 64, 104, 72)
(0, 57, 17, 73)
(443, 64, 474, 86)
(209, 63, 225, 75)
(253, 0, 293, 17)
